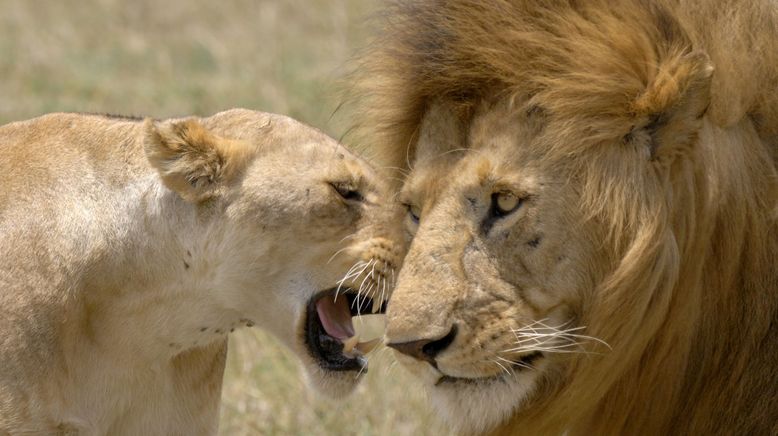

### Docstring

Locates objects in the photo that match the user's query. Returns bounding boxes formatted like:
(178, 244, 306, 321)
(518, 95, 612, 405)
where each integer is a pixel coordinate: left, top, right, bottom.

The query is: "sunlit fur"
(348, 1, 778, 434)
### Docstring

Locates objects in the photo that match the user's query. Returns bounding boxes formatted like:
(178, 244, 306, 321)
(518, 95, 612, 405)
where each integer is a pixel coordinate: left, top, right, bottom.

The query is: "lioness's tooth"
(343, 334, 360, 353)
(355, 338, 381, 354)
(372, 296, 382, 314)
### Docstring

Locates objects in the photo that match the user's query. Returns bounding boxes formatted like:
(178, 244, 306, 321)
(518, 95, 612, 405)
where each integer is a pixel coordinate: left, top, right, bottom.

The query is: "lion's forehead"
(404, 151, 549, 215)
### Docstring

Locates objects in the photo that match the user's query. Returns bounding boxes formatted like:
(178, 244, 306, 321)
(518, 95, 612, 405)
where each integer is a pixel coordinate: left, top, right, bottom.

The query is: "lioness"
(0, 109, 401, 434)
(350, 0, 778, 435)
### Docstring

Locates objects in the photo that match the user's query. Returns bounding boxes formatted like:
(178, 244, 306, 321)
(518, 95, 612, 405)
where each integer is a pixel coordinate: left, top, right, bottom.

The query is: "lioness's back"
(0, 114, 150, 207)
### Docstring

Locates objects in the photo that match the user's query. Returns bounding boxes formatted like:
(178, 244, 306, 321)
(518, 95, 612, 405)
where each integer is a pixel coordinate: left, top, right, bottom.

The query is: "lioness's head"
(143, 109, 403, 397)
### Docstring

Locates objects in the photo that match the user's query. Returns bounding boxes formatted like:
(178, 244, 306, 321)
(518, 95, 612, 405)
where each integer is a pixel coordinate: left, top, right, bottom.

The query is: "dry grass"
(1, 0, 361, 134)
(0, 0, 439, 434)
(222, 321, 440, 436)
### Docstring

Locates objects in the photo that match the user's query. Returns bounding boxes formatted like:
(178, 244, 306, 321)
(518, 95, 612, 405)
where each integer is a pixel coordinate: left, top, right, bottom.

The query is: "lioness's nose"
(387, 325, 457, 367)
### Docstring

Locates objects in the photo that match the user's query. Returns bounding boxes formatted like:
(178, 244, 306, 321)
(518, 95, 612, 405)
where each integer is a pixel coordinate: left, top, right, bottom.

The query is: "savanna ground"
(0, 1, 440, 434)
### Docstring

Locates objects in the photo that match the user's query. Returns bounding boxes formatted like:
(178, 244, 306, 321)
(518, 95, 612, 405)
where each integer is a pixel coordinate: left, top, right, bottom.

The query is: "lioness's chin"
(427, 372, 539, 435)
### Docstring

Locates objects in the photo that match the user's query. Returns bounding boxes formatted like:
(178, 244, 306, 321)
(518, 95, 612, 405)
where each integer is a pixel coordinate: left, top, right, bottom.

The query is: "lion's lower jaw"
(426, 374, 537, 435)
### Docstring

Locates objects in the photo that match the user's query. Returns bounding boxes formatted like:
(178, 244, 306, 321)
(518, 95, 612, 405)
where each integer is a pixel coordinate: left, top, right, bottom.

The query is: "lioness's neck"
(75, 177, 240, 363)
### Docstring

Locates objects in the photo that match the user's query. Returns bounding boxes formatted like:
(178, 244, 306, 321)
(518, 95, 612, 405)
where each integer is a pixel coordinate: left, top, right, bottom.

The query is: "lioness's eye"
(330, 182, 364, 202)
(406, 203, 421, 223)
(492, 191, 523, 217)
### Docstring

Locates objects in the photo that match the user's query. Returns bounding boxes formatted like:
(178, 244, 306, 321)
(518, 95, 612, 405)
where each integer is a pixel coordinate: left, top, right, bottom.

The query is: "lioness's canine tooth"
(355, 337, 381, 354)
(342, 334, 360, 353)
(371, 296, 382, 314)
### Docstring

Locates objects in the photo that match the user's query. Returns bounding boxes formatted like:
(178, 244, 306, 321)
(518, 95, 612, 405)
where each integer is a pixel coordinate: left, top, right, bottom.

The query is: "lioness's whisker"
(334, 260, 368, 302)
(352, 260, 376, 312)
(340, 260, 367, 282)
(378, 274, 387, 312)
(363, 280, 376, 299)
(355, 259, 375, 298)
(355, 281, 377, 323)
(337, 231, 360, 244)
(366, 261, 378, 292)
(354, 259, 380, 317)
(355, 351, 370, 380)
(326, 246, 351, 265)
(337, 260, 369, 290)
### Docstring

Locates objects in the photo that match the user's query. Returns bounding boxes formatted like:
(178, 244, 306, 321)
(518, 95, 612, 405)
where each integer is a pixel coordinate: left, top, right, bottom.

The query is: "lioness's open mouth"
(304, 288, 387, 372)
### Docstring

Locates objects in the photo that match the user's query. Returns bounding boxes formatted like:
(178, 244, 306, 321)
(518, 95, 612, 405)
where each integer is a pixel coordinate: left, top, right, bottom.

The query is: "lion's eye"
(492, 191, 523, 217)
(406, 203, 421, 224)
(331, 182, 364, 202)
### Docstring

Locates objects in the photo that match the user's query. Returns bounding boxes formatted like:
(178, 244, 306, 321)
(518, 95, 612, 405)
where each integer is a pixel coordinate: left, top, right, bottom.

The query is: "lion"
(348, 0, 778, 434)
(0, 109, 402, 434)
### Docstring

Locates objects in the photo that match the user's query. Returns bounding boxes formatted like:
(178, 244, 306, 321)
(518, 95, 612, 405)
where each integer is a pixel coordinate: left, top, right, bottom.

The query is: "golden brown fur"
(0, 109, 401, 434)
(349, 1, 778, 434)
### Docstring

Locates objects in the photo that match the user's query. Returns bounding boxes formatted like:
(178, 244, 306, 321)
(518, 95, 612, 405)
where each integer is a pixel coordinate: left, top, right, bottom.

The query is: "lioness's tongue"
(316, 295, 355, 341)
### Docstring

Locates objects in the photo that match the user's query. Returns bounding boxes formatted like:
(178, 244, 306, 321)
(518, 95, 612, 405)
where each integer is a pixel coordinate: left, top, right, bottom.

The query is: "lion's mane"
(349, 1, 778, 434)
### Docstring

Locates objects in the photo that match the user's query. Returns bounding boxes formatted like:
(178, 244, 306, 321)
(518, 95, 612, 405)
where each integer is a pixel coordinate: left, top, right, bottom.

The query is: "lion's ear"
(143, 118, 251, 202)
(627, 51, 713, 160)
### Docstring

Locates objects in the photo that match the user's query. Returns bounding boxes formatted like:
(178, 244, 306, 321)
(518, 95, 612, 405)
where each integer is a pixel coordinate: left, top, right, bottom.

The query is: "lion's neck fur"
(583, 120, 778, 435)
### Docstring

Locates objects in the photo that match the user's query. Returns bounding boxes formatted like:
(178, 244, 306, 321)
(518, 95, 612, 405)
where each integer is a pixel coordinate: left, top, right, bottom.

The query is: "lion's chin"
(395, 352, 544, 435)
(428, 374, 537, 435)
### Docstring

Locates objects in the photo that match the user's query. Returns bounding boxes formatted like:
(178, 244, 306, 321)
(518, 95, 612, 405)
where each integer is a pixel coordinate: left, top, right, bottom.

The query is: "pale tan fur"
(348, 1, 778, 435)
(0, 109, 401, 435)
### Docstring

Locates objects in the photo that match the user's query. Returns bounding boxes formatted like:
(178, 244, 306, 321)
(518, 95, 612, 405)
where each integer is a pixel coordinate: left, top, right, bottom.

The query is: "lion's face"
(350, 0, 766, 432)
(385, 101, 609, 432)
(145, 112, 403, 397)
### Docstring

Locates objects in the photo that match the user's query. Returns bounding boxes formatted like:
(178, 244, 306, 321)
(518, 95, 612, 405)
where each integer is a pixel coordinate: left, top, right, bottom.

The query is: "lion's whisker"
(511, 320, 612, 352)
(493, 355, 535, 371)
(491, 358, 512, 376)
(496, 356, 523, 374)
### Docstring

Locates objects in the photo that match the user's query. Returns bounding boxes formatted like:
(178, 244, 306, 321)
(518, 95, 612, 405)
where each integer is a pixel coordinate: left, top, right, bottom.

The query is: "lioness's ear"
(627, 51, 713, 161)
(143, 118, 251, 202)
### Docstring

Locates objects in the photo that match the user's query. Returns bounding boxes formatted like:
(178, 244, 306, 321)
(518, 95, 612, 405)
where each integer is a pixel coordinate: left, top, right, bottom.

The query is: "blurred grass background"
(0, 1, 440, 434)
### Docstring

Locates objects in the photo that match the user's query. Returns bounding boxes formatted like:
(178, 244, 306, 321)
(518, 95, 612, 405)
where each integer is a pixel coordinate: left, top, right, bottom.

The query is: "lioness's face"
(192, 114, 403, 397)
(384, 101, 607, 431)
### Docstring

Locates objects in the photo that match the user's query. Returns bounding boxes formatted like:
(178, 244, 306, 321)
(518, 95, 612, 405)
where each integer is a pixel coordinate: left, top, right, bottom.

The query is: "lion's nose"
(387, 325, 457, 367)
